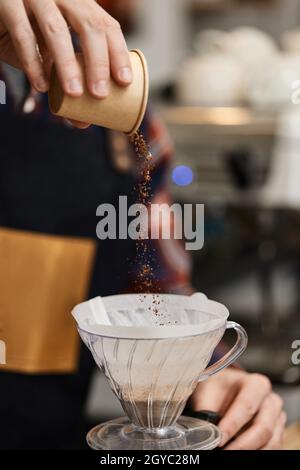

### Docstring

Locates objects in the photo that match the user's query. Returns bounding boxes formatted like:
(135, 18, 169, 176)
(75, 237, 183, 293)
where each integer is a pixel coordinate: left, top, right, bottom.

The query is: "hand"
(189, 368, 286, 450)
(0, 0, 132, 98)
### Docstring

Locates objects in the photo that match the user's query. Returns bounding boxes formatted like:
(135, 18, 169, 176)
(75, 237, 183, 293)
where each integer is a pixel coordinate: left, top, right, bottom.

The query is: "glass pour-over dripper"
(72, 293, 247, 450)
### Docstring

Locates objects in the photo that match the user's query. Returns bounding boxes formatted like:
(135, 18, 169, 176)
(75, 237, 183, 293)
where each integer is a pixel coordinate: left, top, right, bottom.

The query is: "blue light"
(172, 165, 194, 187)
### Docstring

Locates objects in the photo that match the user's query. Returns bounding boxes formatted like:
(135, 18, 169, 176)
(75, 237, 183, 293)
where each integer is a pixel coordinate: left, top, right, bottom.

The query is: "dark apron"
(0, 107, 136, 448)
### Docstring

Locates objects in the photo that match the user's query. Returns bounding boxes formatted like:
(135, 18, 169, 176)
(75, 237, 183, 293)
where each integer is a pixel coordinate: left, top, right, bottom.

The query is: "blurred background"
(87, 0, 300, 439)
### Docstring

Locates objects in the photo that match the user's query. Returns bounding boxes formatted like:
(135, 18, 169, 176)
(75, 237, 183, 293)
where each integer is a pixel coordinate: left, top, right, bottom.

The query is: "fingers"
(78, 28, 110, 98)
(261, 412, 287, 450)
(28, 0, 83, 97)
(0, 0, 48, 92)
(190, 383, 227, 413)
(190, 370, 239, 414)
(62, 0, 110, 98)
(31, 19, 53, 81)
(1, 0, 132, 100)
(219, 373, 271, 447)
(61, 0, 132, 98)
(105, 17, 133, 85)
(224, 392, 283, 450)
(66, 119, 90, 129)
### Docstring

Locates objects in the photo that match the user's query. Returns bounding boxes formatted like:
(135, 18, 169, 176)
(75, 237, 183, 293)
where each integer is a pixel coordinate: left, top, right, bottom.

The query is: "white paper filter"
(72, 293, 229, 339)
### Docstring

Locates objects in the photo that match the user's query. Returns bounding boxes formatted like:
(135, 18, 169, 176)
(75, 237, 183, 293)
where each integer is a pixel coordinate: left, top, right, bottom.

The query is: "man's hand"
(0, 0, 133, 97)
(190, 368, 286, 450)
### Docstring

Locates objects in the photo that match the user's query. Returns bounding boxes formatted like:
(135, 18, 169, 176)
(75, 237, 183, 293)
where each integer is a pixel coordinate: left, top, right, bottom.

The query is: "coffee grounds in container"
(122, 400, 187, 429)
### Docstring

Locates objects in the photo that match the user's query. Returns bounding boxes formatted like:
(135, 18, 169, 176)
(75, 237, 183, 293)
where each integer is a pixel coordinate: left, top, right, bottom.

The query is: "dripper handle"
(198, 321, 248, 382)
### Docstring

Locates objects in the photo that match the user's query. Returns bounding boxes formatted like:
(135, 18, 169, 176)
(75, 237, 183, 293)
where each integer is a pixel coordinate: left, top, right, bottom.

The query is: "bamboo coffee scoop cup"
(48, 49, 149, 135)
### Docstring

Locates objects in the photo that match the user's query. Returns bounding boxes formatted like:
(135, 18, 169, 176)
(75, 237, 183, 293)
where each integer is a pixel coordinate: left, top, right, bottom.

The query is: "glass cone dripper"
(73, 293, 247, 450)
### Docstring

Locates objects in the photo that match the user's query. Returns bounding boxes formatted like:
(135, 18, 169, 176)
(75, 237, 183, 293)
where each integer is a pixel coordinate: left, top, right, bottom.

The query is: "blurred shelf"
(189, 0, 275, 13)
(189, 0, 236, 13)
(161, 106, 276, 205)
(161, 106, 276, 136)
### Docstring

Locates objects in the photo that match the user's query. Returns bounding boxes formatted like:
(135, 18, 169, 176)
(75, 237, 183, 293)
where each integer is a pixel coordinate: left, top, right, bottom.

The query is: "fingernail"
(35, 76, 49, 92)
(118, 67, 133, 84)
(92, 80, 109, 97)
(67, 77, 83, 95)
